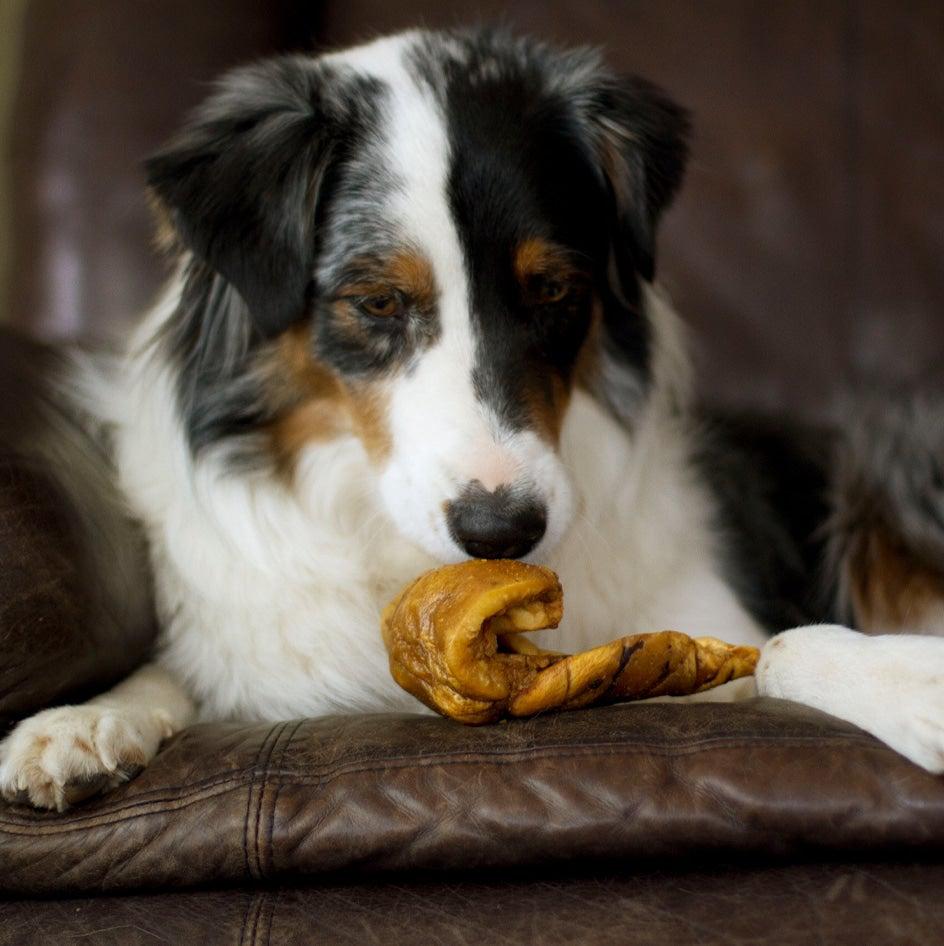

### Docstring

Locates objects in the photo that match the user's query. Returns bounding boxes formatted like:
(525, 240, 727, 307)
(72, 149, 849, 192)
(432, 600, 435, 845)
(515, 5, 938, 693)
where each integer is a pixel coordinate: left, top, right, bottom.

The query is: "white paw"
(758, 625, 944, 774)
(0, 705, 159, 811)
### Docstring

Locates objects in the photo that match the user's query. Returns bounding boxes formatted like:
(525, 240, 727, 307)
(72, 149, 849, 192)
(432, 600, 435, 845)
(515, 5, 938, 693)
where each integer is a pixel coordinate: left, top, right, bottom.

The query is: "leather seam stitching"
(247, 891, 265, 946)
(263, 888, 281, 946)
(242, 722, 282, 883)
(0, 779, 248, 834)
(241, 890, 265, 946)
(237, 890, 261, 946)
(263, 719, 304, 879)
(249, 721, 288, 881)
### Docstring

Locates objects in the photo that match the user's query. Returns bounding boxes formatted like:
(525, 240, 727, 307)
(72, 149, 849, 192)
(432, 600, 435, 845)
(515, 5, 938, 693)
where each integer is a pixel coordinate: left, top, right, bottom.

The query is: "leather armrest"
(3, 698, 943, 895)
(0, 451, 153, 725)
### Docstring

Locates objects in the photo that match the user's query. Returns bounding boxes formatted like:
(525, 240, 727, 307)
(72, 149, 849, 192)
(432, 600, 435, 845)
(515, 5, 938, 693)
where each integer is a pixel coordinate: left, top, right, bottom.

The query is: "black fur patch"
(695, 410, 835, 630)
(412, 30, 689, 429)
(147, 58, 379, 337)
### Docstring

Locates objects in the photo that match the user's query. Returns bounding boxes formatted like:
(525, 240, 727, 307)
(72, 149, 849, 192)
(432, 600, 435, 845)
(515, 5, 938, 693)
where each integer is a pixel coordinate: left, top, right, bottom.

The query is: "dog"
(1, 28, 943, 811)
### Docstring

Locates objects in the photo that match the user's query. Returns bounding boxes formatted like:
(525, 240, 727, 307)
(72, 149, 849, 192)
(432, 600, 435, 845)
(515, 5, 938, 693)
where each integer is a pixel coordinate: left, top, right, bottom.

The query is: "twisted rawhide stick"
(382, 559, 760, 724)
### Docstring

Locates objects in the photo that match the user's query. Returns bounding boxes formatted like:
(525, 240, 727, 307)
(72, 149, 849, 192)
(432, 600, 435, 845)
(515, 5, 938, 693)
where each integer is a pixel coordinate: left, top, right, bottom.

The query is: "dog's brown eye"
(538, 279, 568, 304)
(360, 293, 403, 318)
(529, 275, 575, 306)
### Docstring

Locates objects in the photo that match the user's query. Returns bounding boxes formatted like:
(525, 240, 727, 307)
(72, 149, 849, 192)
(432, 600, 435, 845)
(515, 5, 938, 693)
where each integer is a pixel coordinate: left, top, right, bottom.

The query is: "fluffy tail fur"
(828, 393, 944, 632)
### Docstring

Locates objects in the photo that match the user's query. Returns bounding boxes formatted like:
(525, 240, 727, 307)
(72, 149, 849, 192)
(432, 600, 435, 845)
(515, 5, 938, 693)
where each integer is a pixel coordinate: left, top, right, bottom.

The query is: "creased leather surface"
(2, 699, 944, 895)
(3, 862, 944, 945)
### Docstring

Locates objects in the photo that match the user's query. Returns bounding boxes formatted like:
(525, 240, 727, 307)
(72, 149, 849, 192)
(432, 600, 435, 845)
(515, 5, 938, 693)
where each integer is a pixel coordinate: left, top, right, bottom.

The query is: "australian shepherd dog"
(2, 28, 943, 810)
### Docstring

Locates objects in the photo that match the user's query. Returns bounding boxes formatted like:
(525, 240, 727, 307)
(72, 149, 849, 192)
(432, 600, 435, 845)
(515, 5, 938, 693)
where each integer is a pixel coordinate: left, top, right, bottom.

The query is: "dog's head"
(146, 29, 689, 563)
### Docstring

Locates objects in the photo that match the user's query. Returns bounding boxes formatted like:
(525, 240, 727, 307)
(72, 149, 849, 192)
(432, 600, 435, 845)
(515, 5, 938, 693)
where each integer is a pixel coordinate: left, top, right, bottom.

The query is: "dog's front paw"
(758, 625, 944, 774)
(0, 705, 157, 811)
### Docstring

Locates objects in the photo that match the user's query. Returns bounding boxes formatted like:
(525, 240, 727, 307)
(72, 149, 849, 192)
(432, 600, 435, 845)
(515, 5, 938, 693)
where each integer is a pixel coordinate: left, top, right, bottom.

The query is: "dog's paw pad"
(0, 706, 151, 811)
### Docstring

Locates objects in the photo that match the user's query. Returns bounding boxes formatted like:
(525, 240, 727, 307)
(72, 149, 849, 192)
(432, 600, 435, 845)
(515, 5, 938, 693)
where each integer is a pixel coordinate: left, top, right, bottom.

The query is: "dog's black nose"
(446, 483, 547, 560)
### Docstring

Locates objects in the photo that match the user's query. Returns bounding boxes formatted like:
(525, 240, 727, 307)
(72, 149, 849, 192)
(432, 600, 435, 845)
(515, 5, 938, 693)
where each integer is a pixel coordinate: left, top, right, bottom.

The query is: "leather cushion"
(3, 698, 944, 894)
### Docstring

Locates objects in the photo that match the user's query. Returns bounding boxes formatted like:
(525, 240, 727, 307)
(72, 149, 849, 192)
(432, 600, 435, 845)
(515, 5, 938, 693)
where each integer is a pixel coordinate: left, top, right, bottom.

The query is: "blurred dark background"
(1, 0, 941, 420)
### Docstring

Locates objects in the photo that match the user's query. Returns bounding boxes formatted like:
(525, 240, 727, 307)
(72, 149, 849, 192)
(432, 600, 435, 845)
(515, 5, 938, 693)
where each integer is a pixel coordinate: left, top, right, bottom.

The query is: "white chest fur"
(548, 392, 767, 653)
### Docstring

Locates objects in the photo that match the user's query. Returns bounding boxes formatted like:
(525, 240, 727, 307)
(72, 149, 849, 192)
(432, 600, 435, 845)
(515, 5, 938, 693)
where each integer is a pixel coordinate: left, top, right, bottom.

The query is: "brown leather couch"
(2, 3, 944, 943)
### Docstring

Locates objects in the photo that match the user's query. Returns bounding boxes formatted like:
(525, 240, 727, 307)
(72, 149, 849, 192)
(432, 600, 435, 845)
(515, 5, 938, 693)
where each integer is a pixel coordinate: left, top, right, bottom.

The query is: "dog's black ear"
(145, 58, 336, 337)
(577, 74, 690, 285)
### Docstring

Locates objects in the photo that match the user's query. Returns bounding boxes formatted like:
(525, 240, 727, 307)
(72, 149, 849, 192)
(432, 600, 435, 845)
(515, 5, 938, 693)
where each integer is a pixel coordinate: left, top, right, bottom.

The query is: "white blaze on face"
(332, 35, 574, 562)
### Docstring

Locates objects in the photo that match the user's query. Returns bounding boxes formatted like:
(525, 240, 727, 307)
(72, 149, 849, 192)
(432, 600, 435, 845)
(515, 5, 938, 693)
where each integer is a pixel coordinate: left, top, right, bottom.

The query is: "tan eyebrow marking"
(337, 248, 436, 312)
(513, 237, 586, 284)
